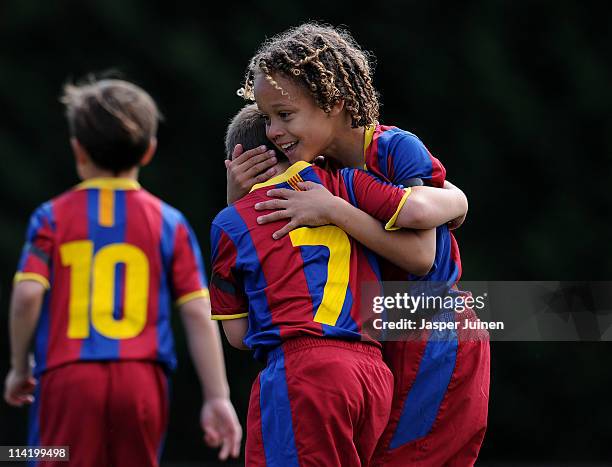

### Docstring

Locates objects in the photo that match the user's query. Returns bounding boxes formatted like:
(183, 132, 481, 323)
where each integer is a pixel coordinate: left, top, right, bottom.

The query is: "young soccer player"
(210, 104, 468, 466)
(3, 78, 241, 466)
(232, 23, 490, 466)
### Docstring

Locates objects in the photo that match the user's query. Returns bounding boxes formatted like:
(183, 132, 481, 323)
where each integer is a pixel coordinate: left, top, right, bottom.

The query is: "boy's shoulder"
(374, 123, 424, 148)
(36, 181, 188, 226)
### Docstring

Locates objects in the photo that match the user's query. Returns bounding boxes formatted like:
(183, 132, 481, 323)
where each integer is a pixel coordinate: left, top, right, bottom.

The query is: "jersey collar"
(363, 124, 376, 170)
(75, 178, 141, 191)
(250, 161, 311, 192)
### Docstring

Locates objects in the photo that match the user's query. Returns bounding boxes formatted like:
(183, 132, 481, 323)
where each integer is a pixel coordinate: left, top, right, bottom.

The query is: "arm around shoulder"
(396, 185, 468, 230)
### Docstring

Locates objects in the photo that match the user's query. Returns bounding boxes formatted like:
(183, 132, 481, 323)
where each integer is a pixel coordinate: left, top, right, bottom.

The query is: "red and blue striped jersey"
(210, 161, 410, 356)
(364, 124, 462, 286)
(15, 178, 208, 376)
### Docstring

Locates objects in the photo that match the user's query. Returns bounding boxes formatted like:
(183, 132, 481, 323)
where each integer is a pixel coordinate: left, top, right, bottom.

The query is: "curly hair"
(240, 23, 379, 128)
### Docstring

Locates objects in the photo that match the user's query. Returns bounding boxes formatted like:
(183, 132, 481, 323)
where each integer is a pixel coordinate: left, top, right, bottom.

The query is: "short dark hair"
(61, 78, 160, 173)
(224, 104, 286, 161)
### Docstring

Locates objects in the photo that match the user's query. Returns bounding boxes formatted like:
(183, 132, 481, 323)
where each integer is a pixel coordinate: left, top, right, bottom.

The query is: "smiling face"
(254, 72, 341, 164)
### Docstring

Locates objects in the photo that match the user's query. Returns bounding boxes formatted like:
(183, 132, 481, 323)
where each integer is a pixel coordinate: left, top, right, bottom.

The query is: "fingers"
(256, 211, 292, 225)
(254, 167, 277, 183)
(255, 199, 288, 211)
(273, 222, 298, 239)
(4, 393, 20, 407)
(217, 424, 242, 460)
(231, 144, 244, 161)
(230, 425, 242, 459)
(296, 181, 321, 191)
(4, 391, 34, 407)
(204, 426, 221, 448)
(226, 147, 277, 195)
(246, 152, 277, 178)
(266, 188, 295, 199)
(218, 437, 232, 461)
(231, 145, 270, 166)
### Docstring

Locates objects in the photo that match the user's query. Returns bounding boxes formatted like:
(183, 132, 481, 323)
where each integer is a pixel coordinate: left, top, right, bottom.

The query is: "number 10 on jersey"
(60, 240, 149, 340)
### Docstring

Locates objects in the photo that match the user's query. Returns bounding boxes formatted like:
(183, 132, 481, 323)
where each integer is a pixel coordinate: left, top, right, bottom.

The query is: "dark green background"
(1, 1, 611, 464)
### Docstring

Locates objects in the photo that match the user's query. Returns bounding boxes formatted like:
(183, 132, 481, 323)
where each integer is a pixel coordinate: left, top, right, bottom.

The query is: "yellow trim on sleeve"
(211, 312, 249, 321)
(14, 272, 50, 289)
(250, 161, 311, 192)
(175, 289, 210, 306)
(76, 178, 141, 191)
(385, 188, 412, 231)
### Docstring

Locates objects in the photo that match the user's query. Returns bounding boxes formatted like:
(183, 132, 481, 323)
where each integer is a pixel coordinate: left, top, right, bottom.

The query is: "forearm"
(9, 282, 44, 373)
(180, 298, 230, 400)
(329, 198, 436, 275)
(398, 186, 468, 229)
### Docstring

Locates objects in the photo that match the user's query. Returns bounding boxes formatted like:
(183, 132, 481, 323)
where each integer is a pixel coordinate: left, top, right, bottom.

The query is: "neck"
(325, 119, 367, 168)
(80, 165, 140, 181)
(277, 161, 292, 173)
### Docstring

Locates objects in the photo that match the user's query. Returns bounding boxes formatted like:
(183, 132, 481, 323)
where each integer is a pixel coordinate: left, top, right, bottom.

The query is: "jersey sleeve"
(209, 222, 248, 320)
(340, 169, 411, 231)
(14, 202, 55, 289)
(171, 216, 209, 306)
(377, 130, 446, 188)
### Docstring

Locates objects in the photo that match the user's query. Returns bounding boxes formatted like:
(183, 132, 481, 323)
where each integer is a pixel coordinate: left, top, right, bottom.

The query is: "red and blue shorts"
(28, 360, 170, 467)
(373, 307, 490, 467)
(246, 337, 394, 467)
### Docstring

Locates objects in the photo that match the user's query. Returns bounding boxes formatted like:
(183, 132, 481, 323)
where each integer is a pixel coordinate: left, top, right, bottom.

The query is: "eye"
(262, 114, 271, 125)
(278, 111, 291, 120)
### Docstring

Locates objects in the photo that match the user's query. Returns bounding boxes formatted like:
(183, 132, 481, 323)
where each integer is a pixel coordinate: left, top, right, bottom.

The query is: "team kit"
(5, 23, 490, 467)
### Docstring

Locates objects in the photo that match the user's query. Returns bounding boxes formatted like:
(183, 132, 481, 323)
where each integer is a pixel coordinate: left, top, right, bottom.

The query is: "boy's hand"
(201, 397, 242, 461)
(4, 368, 37, 407)
(226, 144, 278, 204)
(254, 181, 343, 239)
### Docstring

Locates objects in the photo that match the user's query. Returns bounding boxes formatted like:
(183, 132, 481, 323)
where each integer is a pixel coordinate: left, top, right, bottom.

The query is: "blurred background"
(1, 0, 611, 465)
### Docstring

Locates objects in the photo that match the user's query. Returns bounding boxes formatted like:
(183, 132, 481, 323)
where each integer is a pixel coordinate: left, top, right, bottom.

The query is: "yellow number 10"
(60, 240, 149, 340)
(290, 226, 351, 326)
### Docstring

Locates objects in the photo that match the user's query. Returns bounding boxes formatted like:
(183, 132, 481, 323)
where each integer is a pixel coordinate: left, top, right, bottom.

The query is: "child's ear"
(70, 137, 89, 165)
(140, 137, 157, 167)
(329, 99, 345, 117)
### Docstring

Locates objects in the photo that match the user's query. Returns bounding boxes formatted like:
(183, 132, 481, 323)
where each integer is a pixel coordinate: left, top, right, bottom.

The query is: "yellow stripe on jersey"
(363, 124, 376, 170)
(99, 189, 114, 227)
(250, 161, 311, 192)
(211, 312, 249, 320)
(14, 272, 50, 289)
(385, 188, 412, 231)
(176, 289, 210, 306)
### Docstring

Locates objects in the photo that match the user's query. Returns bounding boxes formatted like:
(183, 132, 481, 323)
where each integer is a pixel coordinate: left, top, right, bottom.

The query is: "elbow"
(414, 247, 435, 276)
(457, 193, 468, 221)
(12, 281, 46, 310)
(399, 197, 428, 229)
(221, 320, 249, 350)
(407, 230, 436, 276)
(228, 336, 249, 350)
(396, 240, 435, 276)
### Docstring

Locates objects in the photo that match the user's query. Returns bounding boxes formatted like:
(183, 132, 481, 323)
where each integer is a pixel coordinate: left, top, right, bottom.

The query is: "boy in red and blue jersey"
(210, 105, 467, 466)
(362, 124, 489, 466)
(4, 78, 241, 466)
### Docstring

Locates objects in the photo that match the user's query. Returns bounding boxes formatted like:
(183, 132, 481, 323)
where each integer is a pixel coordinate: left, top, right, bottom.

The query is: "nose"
(266, 118, 284, 142)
